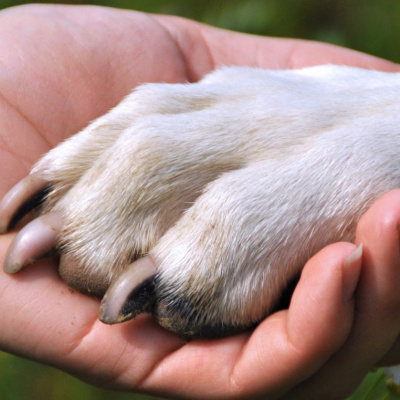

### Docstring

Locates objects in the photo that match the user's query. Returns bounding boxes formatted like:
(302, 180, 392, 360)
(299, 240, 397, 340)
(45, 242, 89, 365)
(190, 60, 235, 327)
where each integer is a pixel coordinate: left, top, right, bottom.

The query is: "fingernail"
(342, 244, 363, 302)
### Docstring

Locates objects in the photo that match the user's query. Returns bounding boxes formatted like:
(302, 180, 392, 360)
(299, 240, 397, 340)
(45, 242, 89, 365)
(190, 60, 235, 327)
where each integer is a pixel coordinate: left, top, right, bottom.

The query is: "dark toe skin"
(151, 297, 254, 340)
(59, 253, 111, 298)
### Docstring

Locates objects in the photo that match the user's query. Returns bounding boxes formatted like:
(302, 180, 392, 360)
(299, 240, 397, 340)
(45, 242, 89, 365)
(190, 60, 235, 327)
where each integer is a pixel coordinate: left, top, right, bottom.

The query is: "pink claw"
(99, 256, 157, 324)
(0, 175, 49, 233)
(4, 212, 63, 274)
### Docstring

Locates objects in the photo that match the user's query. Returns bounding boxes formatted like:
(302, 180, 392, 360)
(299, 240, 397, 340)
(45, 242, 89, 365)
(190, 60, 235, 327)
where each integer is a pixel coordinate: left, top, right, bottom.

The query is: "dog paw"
(1, 65, 400, 338)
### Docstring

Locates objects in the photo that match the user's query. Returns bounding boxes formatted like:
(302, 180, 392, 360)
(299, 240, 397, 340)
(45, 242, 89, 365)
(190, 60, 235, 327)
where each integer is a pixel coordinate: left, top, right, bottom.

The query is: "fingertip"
(287, 242, 358, 355)
(231, 243, 359, 397)
(342, 244, 363, 303)
(356, 189, 400, 244)
(354, 189, 400, 319)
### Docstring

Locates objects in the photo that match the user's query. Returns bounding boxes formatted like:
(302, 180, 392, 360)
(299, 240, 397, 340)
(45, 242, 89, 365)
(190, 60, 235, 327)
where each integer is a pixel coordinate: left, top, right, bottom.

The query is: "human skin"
(1, 4, 400, 399)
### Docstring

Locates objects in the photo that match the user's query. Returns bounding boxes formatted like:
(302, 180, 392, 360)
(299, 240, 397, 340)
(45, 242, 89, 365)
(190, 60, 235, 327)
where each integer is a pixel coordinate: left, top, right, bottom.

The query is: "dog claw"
(99, 256, 157, 324)
(3, 212, 63, 274)
(0, 175, 50, 233)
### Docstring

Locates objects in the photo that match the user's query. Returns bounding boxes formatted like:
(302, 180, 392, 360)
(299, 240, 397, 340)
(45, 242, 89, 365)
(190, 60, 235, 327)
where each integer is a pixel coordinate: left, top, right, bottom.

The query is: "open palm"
(1, 4, 400, 399)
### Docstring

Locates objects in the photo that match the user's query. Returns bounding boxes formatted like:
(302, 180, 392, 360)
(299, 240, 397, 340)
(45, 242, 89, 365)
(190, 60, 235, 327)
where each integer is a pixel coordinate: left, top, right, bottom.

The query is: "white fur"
(29, 66, 400, 374)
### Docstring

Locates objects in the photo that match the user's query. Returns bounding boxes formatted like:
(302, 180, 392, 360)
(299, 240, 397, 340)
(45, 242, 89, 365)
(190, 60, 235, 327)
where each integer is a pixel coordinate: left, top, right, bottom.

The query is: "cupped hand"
(1, 4, 400, 399)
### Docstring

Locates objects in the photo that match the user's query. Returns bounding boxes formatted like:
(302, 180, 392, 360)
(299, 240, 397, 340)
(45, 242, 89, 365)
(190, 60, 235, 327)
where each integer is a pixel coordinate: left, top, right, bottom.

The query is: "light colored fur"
(32, 65, 400, 334)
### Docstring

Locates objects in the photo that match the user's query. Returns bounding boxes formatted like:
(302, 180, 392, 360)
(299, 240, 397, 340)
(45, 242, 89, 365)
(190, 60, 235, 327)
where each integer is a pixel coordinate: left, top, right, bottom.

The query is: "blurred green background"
(0, 1, 399, 400)
(1, 0, 400, 62)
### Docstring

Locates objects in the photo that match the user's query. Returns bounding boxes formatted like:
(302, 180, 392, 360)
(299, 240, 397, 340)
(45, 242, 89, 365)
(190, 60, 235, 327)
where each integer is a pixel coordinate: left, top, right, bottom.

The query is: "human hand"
(1, 4, 400, 399)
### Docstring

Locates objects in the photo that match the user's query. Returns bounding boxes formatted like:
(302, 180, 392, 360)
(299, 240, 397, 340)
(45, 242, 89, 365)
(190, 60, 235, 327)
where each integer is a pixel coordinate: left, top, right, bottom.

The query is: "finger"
(354, 190, 400, 346)
(154, 16, 400, 78)
(136, 243, 359, 399)
(285, 189, 400, 400)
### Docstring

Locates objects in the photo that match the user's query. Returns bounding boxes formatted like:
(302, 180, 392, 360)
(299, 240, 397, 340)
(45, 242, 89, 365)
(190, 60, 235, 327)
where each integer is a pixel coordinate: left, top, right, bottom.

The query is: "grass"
(0, 351, 163, 400)
(1, 350, 400, 400)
